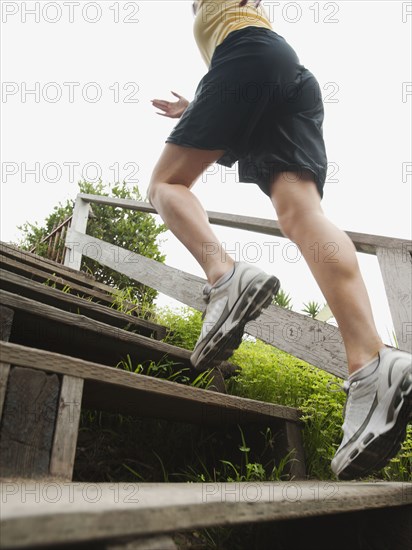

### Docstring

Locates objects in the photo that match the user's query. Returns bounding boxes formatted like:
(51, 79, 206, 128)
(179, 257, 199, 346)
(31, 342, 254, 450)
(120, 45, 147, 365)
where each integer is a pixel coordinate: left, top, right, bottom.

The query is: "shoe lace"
(327, 379, 350, 394)
(327, 379, 351, 417)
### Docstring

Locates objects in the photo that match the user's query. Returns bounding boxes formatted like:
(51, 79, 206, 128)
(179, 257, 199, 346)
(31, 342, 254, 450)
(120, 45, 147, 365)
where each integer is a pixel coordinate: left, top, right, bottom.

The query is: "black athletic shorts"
(166, 26, 328, 199)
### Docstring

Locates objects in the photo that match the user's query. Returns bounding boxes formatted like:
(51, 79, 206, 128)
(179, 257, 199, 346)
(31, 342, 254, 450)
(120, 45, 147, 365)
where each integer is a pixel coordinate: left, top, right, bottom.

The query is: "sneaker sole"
(192, 274, 280, 371)
(337, 368, 412, 480)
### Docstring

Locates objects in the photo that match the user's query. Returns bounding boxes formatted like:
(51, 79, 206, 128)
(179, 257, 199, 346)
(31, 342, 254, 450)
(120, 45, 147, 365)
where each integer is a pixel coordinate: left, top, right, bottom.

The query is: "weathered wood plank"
(1, 241, 152, 316)
(106, 535, 177, 550)
(284, 421, 306, 480)
(0, 365, 10, 422)
(376, 246, 412, 353)
(0, 306, 14, 421)
(49, 375, 84, 481)
(1, 240, 89, 276)
(69, 230, 348, 378)
(0, 306, 14, 342)
(63, 195, 90, 270)
(0, 481, 409, 548)
(246, 304, 347, 379)
(0, 342, 301, 424)
(0, 268, 167, 341)
(0, 254, 115, 305)
(65, 228, 206, 309)
(1, 240, 103, 290)
(0, 289, 236, 382)
(76, 194, 412, 255)
(0, 288, 191, 367)
(0, 366, 60, 478)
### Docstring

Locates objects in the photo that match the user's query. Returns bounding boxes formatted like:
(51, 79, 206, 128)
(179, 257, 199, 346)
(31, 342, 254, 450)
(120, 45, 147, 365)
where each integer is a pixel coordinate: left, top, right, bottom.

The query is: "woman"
(148, 0, 412, 480)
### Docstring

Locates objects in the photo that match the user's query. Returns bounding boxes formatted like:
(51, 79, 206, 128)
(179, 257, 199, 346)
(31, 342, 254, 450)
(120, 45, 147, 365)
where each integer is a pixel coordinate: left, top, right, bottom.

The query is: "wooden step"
(0, 290, 236, 380)
(0, 481, 409, 549)
(1, 241, 114, 293)
(106, 535, 178, 549)
(0, 341, 304, 480)
(0, 253, 119, 307)
(0, 242, 163, 319)
(0, 268, 166, 341)
(0, 341, 300, 424)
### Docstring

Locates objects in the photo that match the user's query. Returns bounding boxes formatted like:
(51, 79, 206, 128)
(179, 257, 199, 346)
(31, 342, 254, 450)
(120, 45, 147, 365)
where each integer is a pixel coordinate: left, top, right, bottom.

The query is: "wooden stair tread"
(1, 481, 409, 548)
(0, 268, 167, 341)
(0, 341, 300, 424)
(0, 253, 118, 306)
(1, 241, 113, 292)
(0, 289, 237, 378)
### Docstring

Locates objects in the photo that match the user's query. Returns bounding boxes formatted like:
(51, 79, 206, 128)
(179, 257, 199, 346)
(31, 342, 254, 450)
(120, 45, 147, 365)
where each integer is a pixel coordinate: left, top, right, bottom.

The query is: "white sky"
(1, 1, 411, 346)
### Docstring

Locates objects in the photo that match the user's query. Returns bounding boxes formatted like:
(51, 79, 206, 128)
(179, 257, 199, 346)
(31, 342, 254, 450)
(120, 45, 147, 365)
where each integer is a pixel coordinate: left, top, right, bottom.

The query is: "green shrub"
(155, 306, 203, 350)
(154, 307, 411, 481)
(226, 340, 346, 479)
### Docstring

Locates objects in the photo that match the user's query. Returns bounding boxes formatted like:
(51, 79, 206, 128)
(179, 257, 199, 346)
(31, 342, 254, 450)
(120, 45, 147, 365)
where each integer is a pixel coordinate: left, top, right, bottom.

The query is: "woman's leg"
(147, 143, 235, 285)
(268, 170, 384, 375)
(148, 142, 279, 370)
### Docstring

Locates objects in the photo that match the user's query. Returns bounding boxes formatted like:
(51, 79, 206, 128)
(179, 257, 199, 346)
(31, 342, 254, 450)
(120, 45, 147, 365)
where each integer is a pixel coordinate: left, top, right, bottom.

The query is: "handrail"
(30, 215, 73, 263)
(76, 194, 412, 256)
(62, 193, 412, 369)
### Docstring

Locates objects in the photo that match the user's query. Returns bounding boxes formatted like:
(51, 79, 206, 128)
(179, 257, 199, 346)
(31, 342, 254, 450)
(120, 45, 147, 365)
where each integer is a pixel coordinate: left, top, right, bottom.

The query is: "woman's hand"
(238, 0, 262, 7)
(151, 91, 190, 119)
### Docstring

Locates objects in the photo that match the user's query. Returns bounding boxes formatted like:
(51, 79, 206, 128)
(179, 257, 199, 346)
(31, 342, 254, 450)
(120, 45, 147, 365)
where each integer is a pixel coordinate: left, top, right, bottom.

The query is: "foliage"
(227, 339, 411, 480)
(179, 426, 294, 484)
(146, 306, 411, 482)
(272, 287, 293, 310)
(73, 304, 410, 500)
(301, 300, 323, 318)
(382, 424, 412, 481)
(226, 340, 345, 479)
(16, 180, 167, 308)
(115, 354, 214, 390)
(155, 305, 203, 350)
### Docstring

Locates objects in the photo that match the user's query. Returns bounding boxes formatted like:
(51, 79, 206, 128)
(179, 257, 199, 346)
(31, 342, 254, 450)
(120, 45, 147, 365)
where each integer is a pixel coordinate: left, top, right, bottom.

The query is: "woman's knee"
(147, 179, 190, 209)
(269, 170, 323, 237)
(146, 180, 157, 207)
(147, 179, 169, 208)
(276, 211, 296, 239)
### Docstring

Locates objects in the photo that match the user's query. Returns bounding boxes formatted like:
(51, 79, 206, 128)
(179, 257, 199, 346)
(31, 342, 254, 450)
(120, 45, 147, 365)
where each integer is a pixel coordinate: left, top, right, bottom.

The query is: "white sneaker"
(331, 346, 412, 479)
(190, 262, 280, 371)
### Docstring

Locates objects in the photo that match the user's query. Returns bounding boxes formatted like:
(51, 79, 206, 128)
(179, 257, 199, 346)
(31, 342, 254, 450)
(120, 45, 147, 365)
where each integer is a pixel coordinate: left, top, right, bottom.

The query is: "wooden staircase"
(1, 194, 411, 549)
(2, 481, 410, 549)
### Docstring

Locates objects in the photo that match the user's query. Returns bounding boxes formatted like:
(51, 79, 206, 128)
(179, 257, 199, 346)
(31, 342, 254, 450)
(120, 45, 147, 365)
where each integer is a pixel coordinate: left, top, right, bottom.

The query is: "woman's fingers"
(151, 99, 169, 107)
(152, 100, 173, 117)
(151, 102, 170, 114)
(151, 93, 187, 118)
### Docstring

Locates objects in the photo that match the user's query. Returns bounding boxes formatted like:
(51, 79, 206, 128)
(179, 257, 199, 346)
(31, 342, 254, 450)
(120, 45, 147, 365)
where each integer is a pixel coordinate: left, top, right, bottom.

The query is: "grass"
(228, 340, 349, 480)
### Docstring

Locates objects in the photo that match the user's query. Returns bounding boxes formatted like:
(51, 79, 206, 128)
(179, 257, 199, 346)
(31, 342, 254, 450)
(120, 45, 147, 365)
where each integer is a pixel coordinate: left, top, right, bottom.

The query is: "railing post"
(376, 245, 412, 353)
(63, 196, 90, 270)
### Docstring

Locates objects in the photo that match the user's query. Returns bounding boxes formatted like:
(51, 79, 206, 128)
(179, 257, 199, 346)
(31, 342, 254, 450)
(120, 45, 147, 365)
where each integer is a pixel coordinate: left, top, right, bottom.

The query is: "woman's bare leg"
(269, 170, 384, 375)
(148, 143, 279, 370)
(147, 143, 235, 285)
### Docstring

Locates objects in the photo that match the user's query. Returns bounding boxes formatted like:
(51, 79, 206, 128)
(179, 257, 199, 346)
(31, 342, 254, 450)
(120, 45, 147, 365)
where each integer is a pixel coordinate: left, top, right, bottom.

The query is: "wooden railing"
(63, 194, 412, 378)
(30, 215, 73, 264)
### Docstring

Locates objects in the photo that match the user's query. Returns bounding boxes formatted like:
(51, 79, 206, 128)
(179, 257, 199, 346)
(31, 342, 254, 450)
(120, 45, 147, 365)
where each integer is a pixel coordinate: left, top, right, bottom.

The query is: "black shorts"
(166, 26, 328, 199)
